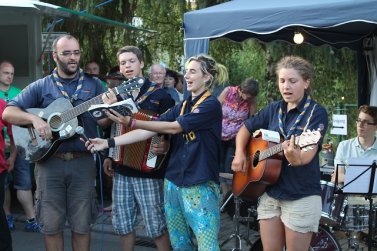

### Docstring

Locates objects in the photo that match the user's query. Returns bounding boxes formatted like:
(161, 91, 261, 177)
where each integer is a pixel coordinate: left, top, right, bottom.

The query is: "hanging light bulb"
(293, 32, 304, 44)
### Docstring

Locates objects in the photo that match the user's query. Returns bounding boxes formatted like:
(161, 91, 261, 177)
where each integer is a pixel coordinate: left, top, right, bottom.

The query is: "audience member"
(164, 68, 182, 104)
(176, 72, 184, 98)
(0, 60, 42, 232)
(149, 63, 166, 88)
(85, 54, 223, 250)
(84, 60, 107, 89)
(3, 35, 111, 251)
(217, 78, 259, 197)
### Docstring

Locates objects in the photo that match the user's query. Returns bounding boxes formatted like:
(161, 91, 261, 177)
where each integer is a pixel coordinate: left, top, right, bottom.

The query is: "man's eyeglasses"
(54, 50, 81, 57)
(152, 72, 165, 76)
(356, 119, 377, 126)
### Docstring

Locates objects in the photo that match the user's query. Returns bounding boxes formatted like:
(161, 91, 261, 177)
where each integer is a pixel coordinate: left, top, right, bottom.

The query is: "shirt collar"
(281, 93, 308, 113)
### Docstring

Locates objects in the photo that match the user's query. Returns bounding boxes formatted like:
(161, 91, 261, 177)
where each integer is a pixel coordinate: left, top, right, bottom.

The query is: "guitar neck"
(259, 143, 283, 161)
(59, 85, 124, 122)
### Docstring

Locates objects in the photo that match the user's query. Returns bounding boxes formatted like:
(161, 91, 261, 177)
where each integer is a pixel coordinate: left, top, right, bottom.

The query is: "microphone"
(75, 126, 97, 153)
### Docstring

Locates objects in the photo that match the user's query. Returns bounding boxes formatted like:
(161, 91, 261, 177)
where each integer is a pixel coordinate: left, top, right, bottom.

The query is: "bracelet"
(107, 138, 115, 148)
(128, 118, 136, 129)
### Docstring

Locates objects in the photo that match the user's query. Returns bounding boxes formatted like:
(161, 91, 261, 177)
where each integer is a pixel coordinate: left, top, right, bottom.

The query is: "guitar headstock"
(114, 77, 144, 95)
(296, 130, 322, 151)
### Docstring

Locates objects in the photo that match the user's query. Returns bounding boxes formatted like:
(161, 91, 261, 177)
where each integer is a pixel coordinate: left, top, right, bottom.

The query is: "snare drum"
(343, 204, 376, 231)
(320, 180, 347, 226)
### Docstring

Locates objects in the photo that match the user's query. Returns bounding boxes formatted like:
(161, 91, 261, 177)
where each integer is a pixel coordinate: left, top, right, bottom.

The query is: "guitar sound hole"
(49, 115, 62, 129)
(252, 151, 260, 167)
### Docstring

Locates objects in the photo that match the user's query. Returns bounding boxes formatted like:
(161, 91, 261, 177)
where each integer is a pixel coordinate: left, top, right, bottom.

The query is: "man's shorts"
(35, 155, 98, 234)
(257, 192, 321, 233)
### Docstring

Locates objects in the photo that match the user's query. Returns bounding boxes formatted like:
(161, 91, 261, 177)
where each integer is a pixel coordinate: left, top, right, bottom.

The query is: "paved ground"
(9, 196, 377, 251)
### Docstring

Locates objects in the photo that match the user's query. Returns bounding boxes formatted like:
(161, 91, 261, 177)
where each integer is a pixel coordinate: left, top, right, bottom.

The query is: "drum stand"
(220, 193, 254, 251)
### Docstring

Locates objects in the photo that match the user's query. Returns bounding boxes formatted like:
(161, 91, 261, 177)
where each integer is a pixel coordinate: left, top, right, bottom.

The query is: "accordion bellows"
(109, 110, 166, 172)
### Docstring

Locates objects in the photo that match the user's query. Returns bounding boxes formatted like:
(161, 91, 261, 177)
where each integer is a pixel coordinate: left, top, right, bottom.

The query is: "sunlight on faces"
(53, 37, 80, 78)
(184, 60, 210, 96)
(118, 52, 144, 79)
(278, 68, 309, 109)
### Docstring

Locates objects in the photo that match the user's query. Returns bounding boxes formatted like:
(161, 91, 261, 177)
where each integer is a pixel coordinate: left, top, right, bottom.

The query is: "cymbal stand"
(220, 195, 254, 250)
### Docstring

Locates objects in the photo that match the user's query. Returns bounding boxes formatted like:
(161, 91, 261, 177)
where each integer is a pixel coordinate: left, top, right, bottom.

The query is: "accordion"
(108, 110, 167, 172)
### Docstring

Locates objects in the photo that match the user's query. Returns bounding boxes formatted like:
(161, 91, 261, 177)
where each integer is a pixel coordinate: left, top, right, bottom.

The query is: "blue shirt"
(7, 72, 104, 153)
(137, 79, 175, 114)
(159, 93, 222, 187)
(244, 94, 328, 200)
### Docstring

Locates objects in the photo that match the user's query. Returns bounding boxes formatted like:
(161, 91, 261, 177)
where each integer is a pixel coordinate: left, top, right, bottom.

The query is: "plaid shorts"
(112, 173, 167, 238)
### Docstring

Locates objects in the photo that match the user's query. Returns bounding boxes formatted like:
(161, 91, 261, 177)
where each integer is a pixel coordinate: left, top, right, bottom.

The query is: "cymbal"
(219, 172, 233, 180)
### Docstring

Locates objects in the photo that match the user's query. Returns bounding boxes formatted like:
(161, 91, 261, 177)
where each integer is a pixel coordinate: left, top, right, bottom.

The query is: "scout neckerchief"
(52, 68, 84, 103)
(278, 95, 312, 140)
(180, 90, 211, 142)
(135, 81, 159, 105)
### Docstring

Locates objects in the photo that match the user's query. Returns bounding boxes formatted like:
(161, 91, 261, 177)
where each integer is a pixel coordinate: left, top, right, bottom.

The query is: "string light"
(293, 32, 304, 44)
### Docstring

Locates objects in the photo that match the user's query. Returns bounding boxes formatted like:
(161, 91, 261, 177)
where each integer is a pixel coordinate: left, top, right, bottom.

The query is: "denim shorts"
(257, 192, 321, 233)
(112, 173, 167, 238)
(5, 152, 32, 190)
(34, 154, 98, 234)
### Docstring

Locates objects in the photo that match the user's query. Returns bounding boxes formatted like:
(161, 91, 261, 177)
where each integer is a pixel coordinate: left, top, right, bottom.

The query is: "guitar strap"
(180, 90, 211, 142)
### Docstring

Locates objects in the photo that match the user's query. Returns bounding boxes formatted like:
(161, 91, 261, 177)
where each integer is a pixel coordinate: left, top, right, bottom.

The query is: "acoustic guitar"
(12, 77, 144, 162)
(232, 130, 321, 201)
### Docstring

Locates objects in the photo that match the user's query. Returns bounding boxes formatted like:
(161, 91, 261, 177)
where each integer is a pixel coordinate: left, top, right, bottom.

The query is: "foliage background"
(42, 0, 359, 146)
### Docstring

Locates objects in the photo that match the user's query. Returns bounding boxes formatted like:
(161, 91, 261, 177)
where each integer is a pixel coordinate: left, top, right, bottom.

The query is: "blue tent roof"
(183, 0, 377, 105)
(184, 0, 377, 54)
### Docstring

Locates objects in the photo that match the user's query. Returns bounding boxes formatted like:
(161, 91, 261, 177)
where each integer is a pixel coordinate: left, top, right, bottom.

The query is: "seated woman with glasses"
(332, 105, 377, 185)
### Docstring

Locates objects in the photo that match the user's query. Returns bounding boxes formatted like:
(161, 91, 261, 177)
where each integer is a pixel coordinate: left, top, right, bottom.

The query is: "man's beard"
(56, 56, 78, 77)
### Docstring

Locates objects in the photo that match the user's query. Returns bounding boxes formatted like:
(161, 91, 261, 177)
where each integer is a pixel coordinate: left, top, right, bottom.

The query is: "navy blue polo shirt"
(114, 78, 174, 179)
(244, 94, 328, 200)
(159, 93, 222, 187)
(7, 71, 104, 153)
(137, 79, 175, 114)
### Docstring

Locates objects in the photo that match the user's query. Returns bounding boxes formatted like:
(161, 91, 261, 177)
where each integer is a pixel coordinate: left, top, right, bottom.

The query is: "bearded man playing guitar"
(2, 35, 118, 251)
(232, 56, 328, 251)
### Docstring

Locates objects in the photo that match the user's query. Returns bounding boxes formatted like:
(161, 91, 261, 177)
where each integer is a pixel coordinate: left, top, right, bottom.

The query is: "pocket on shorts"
(35, 191, 43, 225)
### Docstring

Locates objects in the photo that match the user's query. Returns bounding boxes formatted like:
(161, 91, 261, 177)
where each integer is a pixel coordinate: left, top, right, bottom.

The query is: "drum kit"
(220, 172, 377, 251)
